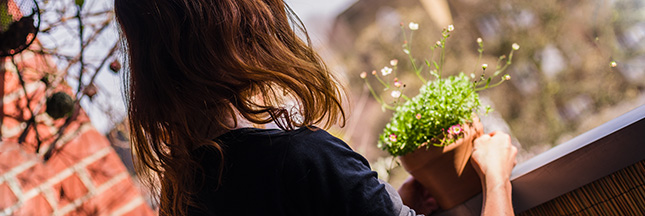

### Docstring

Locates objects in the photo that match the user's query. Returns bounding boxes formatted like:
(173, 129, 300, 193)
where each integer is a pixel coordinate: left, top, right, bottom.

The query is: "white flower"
(610, 61, 617, 68)
(360, 72, 367, 79)
(436, 41, 442, 46)
(390, 59, 399, 66)
(503, 74, 511, 80)
(477, 37, 483, 43)
(409, 22, 419, 31)
(482, 64, 488, 70)
(391, 90, 401, 98)
(403, 49, 410, 54)
(381, 66, 393, 76)
(512, 43, 520, 50)
(447, 25, 454, 32)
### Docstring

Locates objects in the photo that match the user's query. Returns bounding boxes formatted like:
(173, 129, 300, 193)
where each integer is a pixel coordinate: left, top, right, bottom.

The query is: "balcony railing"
(437, 104, 645, 215)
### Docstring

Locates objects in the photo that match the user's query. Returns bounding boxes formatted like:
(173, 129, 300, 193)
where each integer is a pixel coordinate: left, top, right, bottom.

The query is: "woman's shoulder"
(214, 126, 358, 163)
(284, 127, 355, 158)
(195, 126, 352, 162)
(215, 126, 347, 149)
(281, 127, 370, 172)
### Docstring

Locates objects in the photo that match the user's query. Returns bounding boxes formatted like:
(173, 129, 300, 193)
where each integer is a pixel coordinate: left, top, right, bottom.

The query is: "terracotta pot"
(399, 115, 484, 210)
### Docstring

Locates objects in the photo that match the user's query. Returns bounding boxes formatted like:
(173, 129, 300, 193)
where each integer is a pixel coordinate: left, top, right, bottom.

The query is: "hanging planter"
(0, 0, 40, 57)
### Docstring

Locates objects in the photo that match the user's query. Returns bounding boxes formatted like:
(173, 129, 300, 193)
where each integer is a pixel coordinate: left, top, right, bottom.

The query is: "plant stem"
(364, 80, 396, 111)
(474, 42, 484, 74)
(402, 26, 426, 84)
(440, 41, 445, 78)
(407, 52, 426, 83)
(494, 50, 515, 77)
(374, 73, 390, 89)
(475, 79, 507, 91)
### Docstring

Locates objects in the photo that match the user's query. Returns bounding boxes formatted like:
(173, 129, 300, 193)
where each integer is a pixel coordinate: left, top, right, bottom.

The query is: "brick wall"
(0, 50, 154, 215)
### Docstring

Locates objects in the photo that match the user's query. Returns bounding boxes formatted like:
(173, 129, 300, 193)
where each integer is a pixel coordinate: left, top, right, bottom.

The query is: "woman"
(114, 0, 517, 215)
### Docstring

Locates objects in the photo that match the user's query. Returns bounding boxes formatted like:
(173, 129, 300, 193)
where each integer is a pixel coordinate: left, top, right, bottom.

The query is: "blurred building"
(106, 120, 134, 175)
(0, 49, 153, 215)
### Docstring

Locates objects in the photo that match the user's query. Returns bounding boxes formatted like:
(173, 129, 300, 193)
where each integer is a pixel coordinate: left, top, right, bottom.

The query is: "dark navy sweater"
(187, 127, 398, 215)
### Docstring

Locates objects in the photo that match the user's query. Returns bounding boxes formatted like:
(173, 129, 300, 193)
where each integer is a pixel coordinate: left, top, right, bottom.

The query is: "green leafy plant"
(0, 1, 14, 31)
(361, 23, 519, 156)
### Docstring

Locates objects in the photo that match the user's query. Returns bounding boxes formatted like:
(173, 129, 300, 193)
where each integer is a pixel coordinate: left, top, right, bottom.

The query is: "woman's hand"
(398, 177, 440, 215)
(470, 131, 517, 216)
(471, 131, 517, 183)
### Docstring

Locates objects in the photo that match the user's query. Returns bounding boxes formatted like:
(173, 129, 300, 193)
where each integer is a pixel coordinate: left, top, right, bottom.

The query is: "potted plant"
(360, 23, 519, 210)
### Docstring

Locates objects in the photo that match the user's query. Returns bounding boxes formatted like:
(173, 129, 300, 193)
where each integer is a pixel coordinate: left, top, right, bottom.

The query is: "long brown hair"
(114, 0, 346, 214)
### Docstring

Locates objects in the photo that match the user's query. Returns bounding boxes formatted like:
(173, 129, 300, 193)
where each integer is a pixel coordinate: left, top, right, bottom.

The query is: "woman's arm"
(471, 131, 517, 216)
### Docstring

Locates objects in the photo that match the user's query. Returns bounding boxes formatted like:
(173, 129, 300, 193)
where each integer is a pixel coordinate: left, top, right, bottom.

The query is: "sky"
(286, 0, 357, 42)
(287, 2, 362, 47)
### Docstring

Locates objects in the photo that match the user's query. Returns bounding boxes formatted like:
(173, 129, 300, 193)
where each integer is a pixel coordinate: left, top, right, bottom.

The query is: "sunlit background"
(39, 0, 645, 184)
(3, 0, 642, 213)
(288, 0, 645, 185)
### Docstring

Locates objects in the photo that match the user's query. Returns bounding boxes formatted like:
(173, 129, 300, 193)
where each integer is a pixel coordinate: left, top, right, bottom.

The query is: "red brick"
(0, 183, 18, 209)
(50, 116, 69, 128)
(13, 132, 110, 192)
(0, 140, 14, 152)
(2, 84, 46, 121)
(3, 70, 22, 95)
(14, 55, 53, 83)
(121, 203, 156, 216)
(13, 194, 53, 216)
(56, 112, 93, 135)
(15, 163, 50, 192)
(55, 129, 111, 165)
(17, 124, 41, 151)
(2, 97, 31, 121)
(53, 174, 88, 208)
(18, 68, 44, 84)
(14, 153, 74, 193)
(74, 110, 91, 124)
(58, 122, 83, 141)
(1, 114, 21, 127)
(51, 84, 75, 97)
(2, 50, 153, 215)
(86, 153, 127, 187)
(71, 178, 138, 215)
(64, 203, 102, 216)
(0, 143, 31, 173)
(34, 122, 55, 141)
(1, 120, 26, 139)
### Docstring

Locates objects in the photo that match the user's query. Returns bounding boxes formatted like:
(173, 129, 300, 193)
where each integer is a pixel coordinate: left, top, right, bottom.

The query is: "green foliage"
(362, 23, 517, 156)
(0, 2, 13, 31)
(378, 74, 480, 156)
(75, 0, 84, 8)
